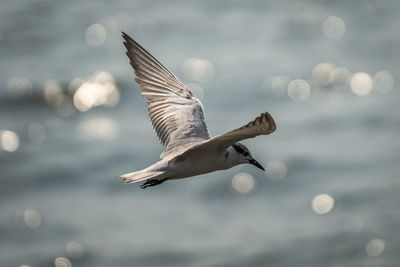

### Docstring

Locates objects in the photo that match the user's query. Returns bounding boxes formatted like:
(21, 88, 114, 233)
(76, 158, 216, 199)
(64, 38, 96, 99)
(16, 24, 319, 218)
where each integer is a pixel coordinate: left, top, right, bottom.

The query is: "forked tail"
(117, 170, 164, 184)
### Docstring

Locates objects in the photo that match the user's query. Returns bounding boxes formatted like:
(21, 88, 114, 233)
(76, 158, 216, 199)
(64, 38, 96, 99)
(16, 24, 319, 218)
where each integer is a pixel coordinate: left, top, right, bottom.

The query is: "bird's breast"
(168, 152, 229, 179)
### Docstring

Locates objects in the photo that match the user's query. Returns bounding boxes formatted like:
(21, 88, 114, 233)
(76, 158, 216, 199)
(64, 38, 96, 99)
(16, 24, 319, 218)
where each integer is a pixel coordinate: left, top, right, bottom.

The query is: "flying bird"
(118, 32, 276, 188)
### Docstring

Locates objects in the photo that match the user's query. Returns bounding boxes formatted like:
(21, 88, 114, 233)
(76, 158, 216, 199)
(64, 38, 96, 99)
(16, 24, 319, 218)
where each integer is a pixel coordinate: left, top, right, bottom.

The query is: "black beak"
(249, 159, 265, 171)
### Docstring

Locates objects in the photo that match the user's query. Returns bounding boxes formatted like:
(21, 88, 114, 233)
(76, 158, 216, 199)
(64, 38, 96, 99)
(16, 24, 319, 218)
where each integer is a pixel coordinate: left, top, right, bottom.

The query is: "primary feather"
(122, 32, 210, 159)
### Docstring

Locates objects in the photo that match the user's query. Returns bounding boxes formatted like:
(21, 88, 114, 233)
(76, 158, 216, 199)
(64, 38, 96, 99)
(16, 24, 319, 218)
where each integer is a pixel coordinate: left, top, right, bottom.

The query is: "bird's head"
(227, 143, 265, 171)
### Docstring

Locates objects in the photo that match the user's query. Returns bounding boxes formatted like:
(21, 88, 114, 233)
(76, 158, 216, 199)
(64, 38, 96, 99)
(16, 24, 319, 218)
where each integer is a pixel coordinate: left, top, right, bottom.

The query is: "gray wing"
(122, 32, 210, 158)
(202, 112, 276, 149)
(178, 112, 276, 158)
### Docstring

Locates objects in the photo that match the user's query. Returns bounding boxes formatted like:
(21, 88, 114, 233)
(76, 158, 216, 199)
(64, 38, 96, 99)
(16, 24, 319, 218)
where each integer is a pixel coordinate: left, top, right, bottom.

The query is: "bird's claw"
(140, 179, 166, 189)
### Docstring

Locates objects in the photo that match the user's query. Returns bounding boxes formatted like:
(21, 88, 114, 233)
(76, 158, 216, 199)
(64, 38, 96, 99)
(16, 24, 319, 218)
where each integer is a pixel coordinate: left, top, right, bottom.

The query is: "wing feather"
(122, 32, 210, 158)
(211, 112, 276, 147)
(178, 112, 276, 158)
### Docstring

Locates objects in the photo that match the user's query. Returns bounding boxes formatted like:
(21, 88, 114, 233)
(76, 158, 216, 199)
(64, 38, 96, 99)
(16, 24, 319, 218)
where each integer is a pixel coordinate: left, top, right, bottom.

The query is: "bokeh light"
(312, 63, 335, 86)
(323, 16, 346, 39)
(42, 80, 76, 117)
(8, 77, 32, 99)
(366, 239, 385, 256)
(44, 80, 63, 104)
(73, 71, 120, 112)
(65, 241, 84, 259)
(231, 172, 256, 194)
(54, 257, 72, 267)
(28, 123, 47, 144)
(182, 57, 214, 82)
(0, 130, 20, 152)
(262, 76, 290, 97)
(1, 2, 399, 266)
(265, 161, 287, 181)
(68, 77, 85, 94)
(85, 23, 106, 46)
(73, 82, 99, 111)
(23, 209, 41, 229)
(288, 79, 310, 102)
(312, 194, 334, 214)
(350, 72, 373, 96)
(373, 71, 394, 94)
(15, 209, 41, 229)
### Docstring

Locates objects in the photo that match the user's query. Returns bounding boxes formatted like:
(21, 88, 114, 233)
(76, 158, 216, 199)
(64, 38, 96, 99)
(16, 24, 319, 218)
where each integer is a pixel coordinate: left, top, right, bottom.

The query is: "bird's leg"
(140, 179, 167, 189)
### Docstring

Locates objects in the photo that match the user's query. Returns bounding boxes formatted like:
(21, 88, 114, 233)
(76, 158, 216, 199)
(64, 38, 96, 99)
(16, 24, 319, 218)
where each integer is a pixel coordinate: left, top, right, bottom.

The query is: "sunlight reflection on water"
(15, 209, 41, 229)
(54, 257, 72, 267)
(312, 194, 335, 214)
(0, 130, 19, 152)
(374, 71, 394, 94)
(231, 172, 256, 194)
(265, 161, 287, 181)
(288, 79, 310, 102)
(323, 16, 346, 39)
(350, 72, 373, 96)
(73, 71, 120, 112)
(1, 1, 399, 266)
(85, 23, 106, 47)
(366, 239, 385, 257)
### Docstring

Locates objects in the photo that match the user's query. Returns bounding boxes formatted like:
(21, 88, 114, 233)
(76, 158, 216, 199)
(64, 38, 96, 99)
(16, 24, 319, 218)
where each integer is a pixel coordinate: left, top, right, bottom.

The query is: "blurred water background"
(1, 0, 400, 266)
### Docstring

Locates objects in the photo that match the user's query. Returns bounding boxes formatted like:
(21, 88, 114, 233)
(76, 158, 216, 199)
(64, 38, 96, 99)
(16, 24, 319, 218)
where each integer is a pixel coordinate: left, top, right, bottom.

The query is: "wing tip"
(121, 31, 130, 40)
(116, 175, 131, 184)
(260, 112, 276, 133)
(121, 32, 136, 50)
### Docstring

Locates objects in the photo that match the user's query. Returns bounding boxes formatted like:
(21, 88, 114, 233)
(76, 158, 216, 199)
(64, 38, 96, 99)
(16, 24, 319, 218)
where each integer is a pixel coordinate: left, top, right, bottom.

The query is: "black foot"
(140, 179, 167, 189)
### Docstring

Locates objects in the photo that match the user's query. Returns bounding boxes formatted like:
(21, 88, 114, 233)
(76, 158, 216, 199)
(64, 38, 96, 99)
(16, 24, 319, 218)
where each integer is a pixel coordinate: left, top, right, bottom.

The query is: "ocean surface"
(1, 0, 400, 266)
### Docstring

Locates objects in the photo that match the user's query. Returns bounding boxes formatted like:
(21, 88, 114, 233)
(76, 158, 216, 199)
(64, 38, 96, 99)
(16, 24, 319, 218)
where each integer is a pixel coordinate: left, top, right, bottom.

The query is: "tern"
(118, 32, 276, 188)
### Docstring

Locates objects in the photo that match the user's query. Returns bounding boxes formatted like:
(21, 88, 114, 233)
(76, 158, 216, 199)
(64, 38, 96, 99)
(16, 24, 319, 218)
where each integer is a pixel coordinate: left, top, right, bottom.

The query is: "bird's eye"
(244, 152, 249, 157)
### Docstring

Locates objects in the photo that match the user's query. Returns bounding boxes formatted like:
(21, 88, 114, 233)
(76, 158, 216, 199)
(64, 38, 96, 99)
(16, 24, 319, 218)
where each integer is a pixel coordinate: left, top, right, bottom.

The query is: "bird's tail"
(117, 170, 164, 184)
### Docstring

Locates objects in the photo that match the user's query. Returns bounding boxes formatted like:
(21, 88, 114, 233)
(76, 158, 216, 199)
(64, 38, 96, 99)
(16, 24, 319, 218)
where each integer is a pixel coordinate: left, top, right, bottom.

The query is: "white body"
(160, 148, 233, 180)
(120, 146, 241, 183)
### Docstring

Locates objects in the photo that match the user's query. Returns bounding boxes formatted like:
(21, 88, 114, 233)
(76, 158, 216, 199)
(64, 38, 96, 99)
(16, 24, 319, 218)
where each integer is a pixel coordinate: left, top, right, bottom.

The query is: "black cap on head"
(232, 143, 249, 156)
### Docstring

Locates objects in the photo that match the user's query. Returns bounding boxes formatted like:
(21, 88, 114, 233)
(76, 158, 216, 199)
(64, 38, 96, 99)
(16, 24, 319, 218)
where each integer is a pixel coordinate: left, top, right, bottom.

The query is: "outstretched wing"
(205, 112, 276, 148)
(122, 32, 210, 158)
(178, 112, 276, 158)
